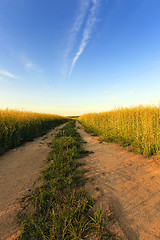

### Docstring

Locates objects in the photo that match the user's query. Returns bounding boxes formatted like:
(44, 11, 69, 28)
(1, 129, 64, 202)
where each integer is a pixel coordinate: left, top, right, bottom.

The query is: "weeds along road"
(0, 123, 67, 240)
(76, 121, 160, 240)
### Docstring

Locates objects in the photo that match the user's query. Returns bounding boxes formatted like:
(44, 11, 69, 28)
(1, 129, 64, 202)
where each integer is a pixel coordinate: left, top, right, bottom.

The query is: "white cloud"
(26, 63, 33, 68)
(21, 55, 43, 73)
(69, 0, 100, 76)
(25, 61, 43, 73)
(0, 70, 17, 78)
(62, 0, 90, 76)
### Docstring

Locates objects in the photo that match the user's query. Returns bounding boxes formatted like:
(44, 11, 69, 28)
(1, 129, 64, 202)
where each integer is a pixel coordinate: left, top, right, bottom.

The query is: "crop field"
(0, 109, 68, 155)
(78, 105, 160, 157)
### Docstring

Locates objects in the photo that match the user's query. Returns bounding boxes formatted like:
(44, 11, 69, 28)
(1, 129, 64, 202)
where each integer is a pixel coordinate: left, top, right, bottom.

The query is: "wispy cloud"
(25, 61, 43, 73)
(21, 55, 43, 73)
(0, 70, 17, 78)
(62, 0, 90, 76)
(26, 63, 33, 69)
(69, 0, 100, 76)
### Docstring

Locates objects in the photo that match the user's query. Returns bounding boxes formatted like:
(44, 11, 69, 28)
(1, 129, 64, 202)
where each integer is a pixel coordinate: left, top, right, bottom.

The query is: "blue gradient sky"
(0, 0, 160, 115)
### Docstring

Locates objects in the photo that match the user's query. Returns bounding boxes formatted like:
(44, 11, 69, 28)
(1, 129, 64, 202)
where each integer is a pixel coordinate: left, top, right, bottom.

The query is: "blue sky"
(0, 0, 160, 116)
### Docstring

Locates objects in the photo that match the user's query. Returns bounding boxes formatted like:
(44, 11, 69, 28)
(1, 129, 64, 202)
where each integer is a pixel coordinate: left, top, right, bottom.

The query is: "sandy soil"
(76, 121, 160, 240)
(0, 123, 67, 240)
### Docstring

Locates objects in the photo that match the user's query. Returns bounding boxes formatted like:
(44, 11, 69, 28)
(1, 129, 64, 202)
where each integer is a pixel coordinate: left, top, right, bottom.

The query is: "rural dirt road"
(0, 123, 67, 240)
(76, 121, 160, 240)
(1, 121, 160, 240)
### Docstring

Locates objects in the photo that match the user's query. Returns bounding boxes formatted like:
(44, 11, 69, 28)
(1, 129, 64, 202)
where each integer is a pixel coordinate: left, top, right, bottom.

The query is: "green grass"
(17, 121, 120, 240)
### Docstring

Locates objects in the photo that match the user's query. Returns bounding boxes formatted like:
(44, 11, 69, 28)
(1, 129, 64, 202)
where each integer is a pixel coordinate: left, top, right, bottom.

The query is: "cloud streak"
(25, 62, 43, 73)
(0, 70, 17, 78)
(21, 55, 43, 73)
(62, 0, 90, 76)
(69, 0, 100, 76)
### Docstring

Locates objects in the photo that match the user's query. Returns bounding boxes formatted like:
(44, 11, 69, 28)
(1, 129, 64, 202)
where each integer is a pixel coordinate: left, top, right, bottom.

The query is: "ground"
(0, 122, 160, 240)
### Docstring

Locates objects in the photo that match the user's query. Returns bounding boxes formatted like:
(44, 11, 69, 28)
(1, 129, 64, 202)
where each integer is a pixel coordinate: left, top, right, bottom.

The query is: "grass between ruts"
(17, 121, 120, 240)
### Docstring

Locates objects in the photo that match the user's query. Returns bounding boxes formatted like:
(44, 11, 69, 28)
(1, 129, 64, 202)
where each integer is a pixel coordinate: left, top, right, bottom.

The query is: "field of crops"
(0, 109, 68, 155)
(78, 105, 160, 157)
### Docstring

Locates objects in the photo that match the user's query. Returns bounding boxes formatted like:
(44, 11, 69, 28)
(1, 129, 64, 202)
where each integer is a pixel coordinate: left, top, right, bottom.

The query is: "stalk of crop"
(78, 105, 160, 157)
(0, 108, 68, 154)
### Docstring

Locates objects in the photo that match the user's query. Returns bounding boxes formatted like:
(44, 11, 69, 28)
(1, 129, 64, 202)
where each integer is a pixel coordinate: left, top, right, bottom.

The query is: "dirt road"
(76, 121, 160, 240)
(0, 123, 67, 240)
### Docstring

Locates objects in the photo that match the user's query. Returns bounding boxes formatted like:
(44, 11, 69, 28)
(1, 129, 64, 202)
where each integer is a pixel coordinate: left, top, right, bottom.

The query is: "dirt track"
(1, 121, 160, 240)
(76, 121, 160, 240)
(0, 123, 67, 240)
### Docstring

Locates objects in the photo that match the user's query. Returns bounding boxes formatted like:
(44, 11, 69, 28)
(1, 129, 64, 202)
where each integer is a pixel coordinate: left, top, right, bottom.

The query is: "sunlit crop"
(78, 105, 160, 157)
(0, 108, 68, 154)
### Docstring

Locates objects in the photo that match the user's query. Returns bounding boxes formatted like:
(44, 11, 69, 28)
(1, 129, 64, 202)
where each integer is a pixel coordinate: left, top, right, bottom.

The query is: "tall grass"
(0, 109, 68, 154)
(78, 105, 160, 157)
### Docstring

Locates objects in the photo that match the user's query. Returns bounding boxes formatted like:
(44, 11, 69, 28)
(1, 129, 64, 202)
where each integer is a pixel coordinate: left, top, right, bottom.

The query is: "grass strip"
(17, 121, 120, 239)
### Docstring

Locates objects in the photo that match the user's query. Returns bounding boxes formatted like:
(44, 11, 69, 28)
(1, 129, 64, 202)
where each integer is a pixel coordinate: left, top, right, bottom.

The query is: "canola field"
(0, 109, 68, 155)
(78, 106, 160, 157)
